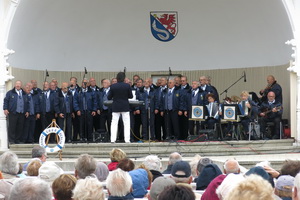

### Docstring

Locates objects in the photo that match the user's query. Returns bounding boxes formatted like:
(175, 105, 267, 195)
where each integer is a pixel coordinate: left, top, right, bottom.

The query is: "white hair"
(72, 177, 104, 200)
(106, 168, 132, 197)
(74, 154, 97, 179)
(223, 159, 240, 174)
(294, 173, 300, 198)
(143, 155, 161, 171)
(169, 152, 182, 165)
(9, 178, 52, 200)
(0, 151, 19, 175)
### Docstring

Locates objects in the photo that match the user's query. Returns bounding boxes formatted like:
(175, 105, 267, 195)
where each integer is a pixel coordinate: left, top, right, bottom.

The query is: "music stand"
(221, 104, 242, 140)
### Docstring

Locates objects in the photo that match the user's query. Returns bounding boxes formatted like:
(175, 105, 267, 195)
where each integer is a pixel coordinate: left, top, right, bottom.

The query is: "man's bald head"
(169, 152, 182, 165)
(224, 159, 240, 174)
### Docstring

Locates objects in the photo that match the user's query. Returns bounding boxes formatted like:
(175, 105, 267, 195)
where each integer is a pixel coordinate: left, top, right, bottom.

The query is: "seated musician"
(238, 91, 258, 138)
(258, 91, 282, 139)
(205, 93, 220, 132)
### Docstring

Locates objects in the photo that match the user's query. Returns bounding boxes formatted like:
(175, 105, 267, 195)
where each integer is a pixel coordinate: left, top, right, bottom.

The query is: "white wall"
(7, 0, 293, 72)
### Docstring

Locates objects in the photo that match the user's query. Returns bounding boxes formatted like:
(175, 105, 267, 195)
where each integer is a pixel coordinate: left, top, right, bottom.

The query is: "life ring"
(39, 127, 65, 153)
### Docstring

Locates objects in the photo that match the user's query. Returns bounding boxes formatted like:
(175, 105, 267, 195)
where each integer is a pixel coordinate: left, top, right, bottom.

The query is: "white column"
(282, 0, 300, 144)
(0, 0, 21, 151)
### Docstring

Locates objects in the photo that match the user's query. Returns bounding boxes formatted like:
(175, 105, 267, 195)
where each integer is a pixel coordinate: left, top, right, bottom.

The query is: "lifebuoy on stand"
(39, 119, 65, 160)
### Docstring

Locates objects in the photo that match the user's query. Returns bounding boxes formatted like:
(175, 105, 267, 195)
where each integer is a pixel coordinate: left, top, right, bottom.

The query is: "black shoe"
(67, 140, 72, 143)
(272, 135, 280, 139)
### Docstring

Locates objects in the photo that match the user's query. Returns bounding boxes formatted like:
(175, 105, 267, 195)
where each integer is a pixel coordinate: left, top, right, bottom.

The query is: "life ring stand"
(39, 119, 65, 160)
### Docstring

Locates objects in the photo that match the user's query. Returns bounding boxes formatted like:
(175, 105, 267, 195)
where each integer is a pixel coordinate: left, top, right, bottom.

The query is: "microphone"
(46, 69, 49, 77)
(124, 67, 126, 74)
(169, 67, 172, 76)
(244, 71, 246, 82)
(84, 67, 88, 74)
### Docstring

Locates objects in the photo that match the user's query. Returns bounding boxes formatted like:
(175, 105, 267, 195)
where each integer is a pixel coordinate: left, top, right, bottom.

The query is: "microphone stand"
(148, 95, 151, 154)
(166, 68, 172, 141)
(220, 73, 246, 98)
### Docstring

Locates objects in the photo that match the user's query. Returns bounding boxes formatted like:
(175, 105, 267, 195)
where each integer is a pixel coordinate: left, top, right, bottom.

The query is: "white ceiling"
(7, 0, 293, 71)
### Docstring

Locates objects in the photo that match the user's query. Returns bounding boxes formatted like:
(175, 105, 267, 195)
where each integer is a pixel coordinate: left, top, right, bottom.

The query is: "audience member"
(216, 173, 245, 199)
(108, 148, 127, 171)
(148, 176, 176, 200)
(52, 174, 77, 200)
(189, 154, 201, 178)
(196, 157, 213, 179)
(117, 158, 135, 172)
(196, 163, 222, 190)
(74, 154, 97, 179)
(293, 173, 300, 200)
(23, 146, 48, 171)
(94, 162, 109, 182)
(27, 160, 42, 176)
(224, 174, 274, 200)
(9, 178, 52, 200)
(143, 155, 163, 181)
(281, 160, 300, 177)
(201, 159, 240, 200)
(129, 169, 149, 198)
(17, 163, 26, 178)
(0, 180, 13, 200)
(158, 185, 196, 200)
(274, 175, 294, 200)
(162, 152, 182, 174)
(0, 151, 19, 180)
(106, 168, 134, 200)
(137, 164, 153, 187)
(38, 161, 64, 185)
(72, 177, 104, 200)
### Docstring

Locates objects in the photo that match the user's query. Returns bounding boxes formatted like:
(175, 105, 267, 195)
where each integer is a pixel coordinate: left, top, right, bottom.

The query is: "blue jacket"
(185, 87, 207, 111)
(3, 88, 29, 114)
(27, 91, 41, 115)
(108, 82, 133, 112)
(108, 193, 134, 200)
(154, 86, 166, 111)
(39, 90, 56, 114)
(73, 88, 97, 112)
(160, 87, 185, 111)
(54, 90, 74, 114)
(136, 87, 156, 111)
(129, 169, 149, 198)
(259, 100, 282, 119)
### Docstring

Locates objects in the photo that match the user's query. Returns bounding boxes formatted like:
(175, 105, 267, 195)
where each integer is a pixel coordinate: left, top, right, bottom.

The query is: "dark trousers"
(57, 113, 72, 142)
(133, 114, 142, 138)
(141, 109, 155, 140)
(179, 115, 189, 140)
(164, 110, 180, 139)
(93, 114, 100, 132)
(23, 115, 36, 143)
(72, 114, 80, 140)
(41, 112, 56, 143)
(8, 113, 25, 144)
(34, 118, 42, 143)
(100, 110, 112, 138)
(206, 118, 218, 129)
(78, 111, 93, 141)
(189, 120, 200, 135)
(240, 117, 251, 133)
(260, 116, 281, 138)
(155, 112, 165, 140)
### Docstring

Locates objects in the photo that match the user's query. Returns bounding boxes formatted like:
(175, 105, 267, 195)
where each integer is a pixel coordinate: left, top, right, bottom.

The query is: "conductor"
(108, 72, 133, 143)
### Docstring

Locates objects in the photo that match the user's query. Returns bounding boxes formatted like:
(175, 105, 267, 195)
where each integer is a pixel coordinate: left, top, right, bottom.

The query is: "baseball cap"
(38, 161, 64, 183)
(275, 175, 294, 192)
(171, 161, 191, 178)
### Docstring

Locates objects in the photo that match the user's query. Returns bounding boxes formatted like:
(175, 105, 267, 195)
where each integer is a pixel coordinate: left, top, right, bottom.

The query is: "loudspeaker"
(198, 129, 216, 140)
(186, 134, 207, 142)
(93, 129, 109, 143)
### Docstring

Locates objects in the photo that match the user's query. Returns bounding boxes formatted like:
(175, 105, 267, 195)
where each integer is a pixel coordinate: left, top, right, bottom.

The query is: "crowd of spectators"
(0, 146, 299, 200)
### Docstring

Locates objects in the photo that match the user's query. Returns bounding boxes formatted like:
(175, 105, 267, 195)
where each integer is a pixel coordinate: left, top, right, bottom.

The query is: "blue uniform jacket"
(160, 87, 185, 111)
(27, 91, 41, 114)
(73, 88, 97, 112)
(39, 90, 56, 114)
(54, 91, 74, 114)
(3, 89, 29, 114)
(185, 87, 207, 111)
(136, 87, 156, 111)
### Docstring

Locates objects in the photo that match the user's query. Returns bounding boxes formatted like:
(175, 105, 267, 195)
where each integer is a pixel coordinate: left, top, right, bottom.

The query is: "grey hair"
(72, 177, 104, 200)
(9, 178, 52, 200)
(32, 146, 46, 158)
(74, 154, 97, 179)
(223, 159, 240, 174)
(171, 176, 191, 184)
(106, 168, 132, 197)
(169, 152, 182, 165)
(94, 162, 109, 182)
(0, 151, 19, 175)
(294, 173, 300, 198)
(143, 155, 161, 171)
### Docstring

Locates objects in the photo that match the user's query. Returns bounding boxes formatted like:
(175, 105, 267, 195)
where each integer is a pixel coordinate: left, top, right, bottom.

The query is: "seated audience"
(23, 146, 48, 171)
(27, 160, 42, 176)
(143, 155, 163, 181)
(117, 158, 135, 172)
(9, 178, 52, 200)
(137, 164, 153, 188)
(224, 174, 274, 200)
(106, 168, 134, 200)
(72, 177, 104, 200)
(216, 173, 245, 199)
(0, 151, 19, 180)
(129, 169, 149, 198)
(74, 154, 97, 179)
(148, 176, 176, 200)
(196, 163, 222, 190)
(189, 154, 201, 178)
(274, 175, 294, 200)
(52, 174, 77, 200)
(195, 157, 213, 181)
(94, 161, 109, 182)
(162, 152, 182, 174)
(158, 185, 196, 200)
(201, 159, 240, 200)
(108, 148, 127, 171)
(38, 161, 64, 185)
